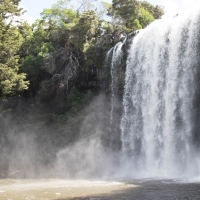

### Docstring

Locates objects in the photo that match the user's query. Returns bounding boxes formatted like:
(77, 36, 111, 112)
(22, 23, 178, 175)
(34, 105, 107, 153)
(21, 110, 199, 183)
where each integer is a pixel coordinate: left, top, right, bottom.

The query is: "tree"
(138, 7, 154, 28)
(71, 10, 99, 52)
(41, 0, 78, 28)
(111, 0, 141, 29)
(18, 20, 54, 95)
(19, 0, 81, 96)
(109, 0, 164, 31)
(141, 1, 164, 19)
(77, 0, 97, 13)
(40, 0, 79, 49)
(17, 0, 163, 98)
(0, 0, 29, 96)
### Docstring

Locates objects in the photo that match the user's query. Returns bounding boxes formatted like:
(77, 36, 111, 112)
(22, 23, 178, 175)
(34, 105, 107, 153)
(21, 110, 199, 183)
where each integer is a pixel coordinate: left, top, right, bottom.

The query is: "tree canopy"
(109, 0, 164, 31)
(0, 0, 29, 96)
(0, 0, 164, 97)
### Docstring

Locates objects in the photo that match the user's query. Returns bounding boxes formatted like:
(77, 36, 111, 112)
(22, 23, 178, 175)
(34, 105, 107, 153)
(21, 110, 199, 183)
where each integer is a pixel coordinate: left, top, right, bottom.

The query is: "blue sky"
(19, 0, 199, 24)
(20, 0, 63, 19)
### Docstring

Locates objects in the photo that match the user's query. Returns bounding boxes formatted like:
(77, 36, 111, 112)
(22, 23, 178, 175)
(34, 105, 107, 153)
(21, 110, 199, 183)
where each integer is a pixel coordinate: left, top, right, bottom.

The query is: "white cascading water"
(110, 42, 123, 123)
(120, 10, 200, 178)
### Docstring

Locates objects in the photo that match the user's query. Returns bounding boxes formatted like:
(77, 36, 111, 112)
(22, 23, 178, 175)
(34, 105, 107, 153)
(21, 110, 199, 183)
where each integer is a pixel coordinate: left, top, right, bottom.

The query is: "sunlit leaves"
(0, 0, 29, 96)
(109, 0, 164, 31)
(71, 10, 99, 52)
(139, 7, 154, 28)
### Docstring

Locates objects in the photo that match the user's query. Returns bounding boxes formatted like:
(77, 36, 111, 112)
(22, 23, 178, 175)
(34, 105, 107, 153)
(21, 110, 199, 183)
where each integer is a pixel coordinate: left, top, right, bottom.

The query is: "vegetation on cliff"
(0, 0, 164, 117)
(0, 0, 164, 177)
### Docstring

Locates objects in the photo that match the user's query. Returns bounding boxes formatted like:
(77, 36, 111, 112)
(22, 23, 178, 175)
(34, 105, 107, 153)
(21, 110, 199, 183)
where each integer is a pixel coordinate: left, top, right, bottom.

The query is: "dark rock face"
(123, 31, 140, 52)
(36, 30, 141, 113)
(76, 65, 98, 92)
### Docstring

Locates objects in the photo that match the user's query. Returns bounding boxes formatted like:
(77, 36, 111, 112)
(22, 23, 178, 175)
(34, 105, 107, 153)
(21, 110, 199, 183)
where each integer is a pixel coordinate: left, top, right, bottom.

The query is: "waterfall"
(110, 42, 124, 123)
(119, 10, 200, 178)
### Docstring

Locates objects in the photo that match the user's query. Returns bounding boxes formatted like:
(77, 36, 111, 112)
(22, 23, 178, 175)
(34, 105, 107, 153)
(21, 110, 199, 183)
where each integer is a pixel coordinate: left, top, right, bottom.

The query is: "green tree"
(141, 1, 164, 19)
(0, 0, 29, 96)
(71, 10, 99, 52)
(109, 0, 164, 31)
(138, 7, 154, 28)
(19, 0, 80, 96)
(40, 0, 79, 49)
(41, 0, 78, 29)
(19, 20, 54, 95)
(111, 0, 141, 29)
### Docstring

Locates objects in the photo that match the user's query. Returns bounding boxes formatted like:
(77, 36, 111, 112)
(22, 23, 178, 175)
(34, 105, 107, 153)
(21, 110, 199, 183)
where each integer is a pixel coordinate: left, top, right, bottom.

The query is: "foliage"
(0, 0, 29, 96)
(19, 20, 53, 95)
(0, 0, 23, 20)
(111, 0, 141, 27)
(68, 86, 87, 106)
(0, 0, 164, 98)
(138, 7, 154, 28)
(52, 86, 93, 125)
(108, 0, 164, 31)
(71, 10, 99, 52)
(41, 0, 78, 29)
(141, 1, 164, 19)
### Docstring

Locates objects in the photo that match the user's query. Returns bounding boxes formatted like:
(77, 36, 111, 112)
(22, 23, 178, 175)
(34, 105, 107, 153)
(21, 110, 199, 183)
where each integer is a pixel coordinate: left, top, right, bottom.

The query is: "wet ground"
(0, 179, 200, 200)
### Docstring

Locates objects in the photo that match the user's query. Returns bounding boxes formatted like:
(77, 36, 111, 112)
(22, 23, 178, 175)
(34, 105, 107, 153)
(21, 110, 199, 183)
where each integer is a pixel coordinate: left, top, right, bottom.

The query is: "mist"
(0, 93, 124, 179)
(2, 6, 200, 182)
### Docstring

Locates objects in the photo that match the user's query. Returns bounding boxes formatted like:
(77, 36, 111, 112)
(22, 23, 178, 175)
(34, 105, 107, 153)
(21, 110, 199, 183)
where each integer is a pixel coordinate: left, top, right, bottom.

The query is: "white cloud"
(20, 13, 36, 24)
(18, 3, 36, 24)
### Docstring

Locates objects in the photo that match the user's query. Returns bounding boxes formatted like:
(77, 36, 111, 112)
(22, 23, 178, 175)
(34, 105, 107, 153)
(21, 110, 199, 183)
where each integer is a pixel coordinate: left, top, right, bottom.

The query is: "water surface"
(0, 179, 200, 200)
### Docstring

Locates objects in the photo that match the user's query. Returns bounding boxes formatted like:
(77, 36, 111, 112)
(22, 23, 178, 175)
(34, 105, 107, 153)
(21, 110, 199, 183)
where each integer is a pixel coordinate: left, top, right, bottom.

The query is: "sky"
(19, 0, 200, 24)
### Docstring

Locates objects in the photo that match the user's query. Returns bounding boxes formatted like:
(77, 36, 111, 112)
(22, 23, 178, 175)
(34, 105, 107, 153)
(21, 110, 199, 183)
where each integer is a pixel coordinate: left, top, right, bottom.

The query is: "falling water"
(106, 47, 114, 64)
(120, 10, 200, 178)
(110, 42, 124, 123)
